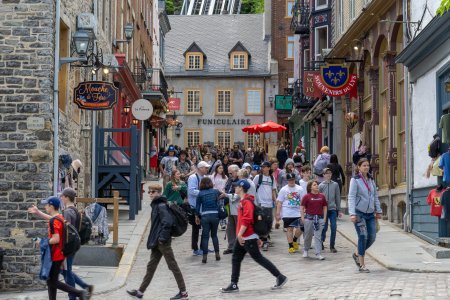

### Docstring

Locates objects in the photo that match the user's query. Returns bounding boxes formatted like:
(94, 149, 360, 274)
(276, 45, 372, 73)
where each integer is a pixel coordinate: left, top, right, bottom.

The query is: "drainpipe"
(403, 0, 412, 232)
(91, 1, 97, 197)
(52, 0, 61, 195)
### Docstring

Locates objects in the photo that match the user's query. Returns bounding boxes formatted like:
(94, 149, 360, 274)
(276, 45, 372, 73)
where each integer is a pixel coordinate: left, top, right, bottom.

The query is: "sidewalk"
(1, 180, 155, 300)
(337, 215, 450, 273)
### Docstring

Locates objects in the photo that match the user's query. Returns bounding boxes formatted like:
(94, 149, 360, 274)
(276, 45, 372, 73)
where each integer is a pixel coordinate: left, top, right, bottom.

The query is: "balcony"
(290, 0, 310, 35)
(139, 66, 169, 109)
(292, 79, 315, 110)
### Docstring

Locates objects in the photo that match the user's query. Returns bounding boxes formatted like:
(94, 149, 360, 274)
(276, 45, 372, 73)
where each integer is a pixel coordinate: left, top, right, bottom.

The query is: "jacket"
(237, 194, 256, 238)
(348, 174, 382, 215)
(196, 188, 220, 216)
(39, 238, 52, 281)
(327, 163, 345, 185)
(224, 177, 240, 215)
(163, 180, 187, 205)
(147, 196, 173, 249)
(318, 180, 341, 211)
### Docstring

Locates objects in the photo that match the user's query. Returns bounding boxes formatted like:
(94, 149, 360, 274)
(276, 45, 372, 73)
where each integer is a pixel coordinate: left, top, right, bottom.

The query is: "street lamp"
(269, 96, 274, 107)
(132, 119, 139, 125)
(73, 30, 90, 56)
(175, 127, 181, 137)
(113, 23, 135, 48)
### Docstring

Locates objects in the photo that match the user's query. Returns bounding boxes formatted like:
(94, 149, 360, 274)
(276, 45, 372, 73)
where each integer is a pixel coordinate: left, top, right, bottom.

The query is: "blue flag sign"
(320, 64, 349, 89)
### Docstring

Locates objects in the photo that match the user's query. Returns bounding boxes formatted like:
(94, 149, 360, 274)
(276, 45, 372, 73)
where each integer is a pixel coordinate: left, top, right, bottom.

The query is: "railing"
(291, 0, 310, 35)
(292, 79, 315, 109)
(132, 60, 169, 100)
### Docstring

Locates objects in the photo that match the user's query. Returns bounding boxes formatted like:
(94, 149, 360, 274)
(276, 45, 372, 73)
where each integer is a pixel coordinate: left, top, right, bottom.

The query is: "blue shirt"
(187, 173, 203, 207)
(439, 152, 450, 184)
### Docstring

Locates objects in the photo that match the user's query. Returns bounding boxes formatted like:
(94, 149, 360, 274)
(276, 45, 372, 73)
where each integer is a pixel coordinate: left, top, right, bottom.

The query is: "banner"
(168, 98, 181, 111)
(313, 64, 357, 97)
(73, 81, 118, 110)
(304, 71, 322, 98)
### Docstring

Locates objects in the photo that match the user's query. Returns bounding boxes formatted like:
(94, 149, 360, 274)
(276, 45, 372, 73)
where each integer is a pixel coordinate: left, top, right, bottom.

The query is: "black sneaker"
(126, 289, 143, 299)
(271, 274, 288, 290)
(223, 249, 233, 255)
(221, 282, 239, 293)
(330, 247, 337, 253)
(170, 290, 189, 299)
(352, 253, 361, 267)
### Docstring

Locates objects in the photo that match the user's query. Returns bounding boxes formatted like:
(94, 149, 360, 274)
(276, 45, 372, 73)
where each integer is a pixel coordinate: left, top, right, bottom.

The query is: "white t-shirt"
(299, 179, 308, 192)
(161, 156, 178, 175)
(253, 174, 276, 208)
(277, 184, 305, 218)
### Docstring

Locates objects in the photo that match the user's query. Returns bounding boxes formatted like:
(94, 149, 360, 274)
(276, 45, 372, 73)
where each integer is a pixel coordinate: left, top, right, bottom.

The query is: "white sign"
(132, 99, 153, 120)
(27, 117, 45, 130)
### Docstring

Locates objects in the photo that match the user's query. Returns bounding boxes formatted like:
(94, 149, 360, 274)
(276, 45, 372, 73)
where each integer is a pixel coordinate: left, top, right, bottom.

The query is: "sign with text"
(27, 117, 45, 130)
(304, 71, 322, 98)
(168, 98, 181, 111)
(275, 95, 293, 110)
(73, 81, 118, 110)
(132, 99, 153, 120)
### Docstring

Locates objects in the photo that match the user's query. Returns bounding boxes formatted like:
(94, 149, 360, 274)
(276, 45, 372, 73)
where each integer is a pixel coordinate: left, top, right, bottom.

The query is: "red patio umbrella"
(242, 124, 261, 134)
(256, 120, 287, 133)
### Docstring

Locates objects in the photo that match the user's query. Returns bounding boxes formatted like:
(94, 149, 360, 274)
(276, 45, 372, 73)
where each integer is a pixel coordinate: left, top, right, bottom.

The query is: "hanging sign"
(275, 95, 293, 110)
(168, 98, 181, 111)
(132, 99, 153, 120)
(313, 64, 357, 97)
(73, 81, 118, 110)
(304, 71, 323, 98)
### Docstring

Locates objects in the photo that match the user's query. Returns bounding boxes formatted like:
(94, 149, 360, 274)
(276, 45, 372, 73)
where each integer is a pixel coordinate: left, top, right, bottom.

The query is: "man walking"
(127, 184, 189, 300)
(229, 144, 244, 167)
(187, 161, 210, 255)
(319, 168, 342, 252)
(160, 146, 178, 187)
(223, 164, 240, 254)
(221, 180, 288, 293)
(253, 161, 277, 251)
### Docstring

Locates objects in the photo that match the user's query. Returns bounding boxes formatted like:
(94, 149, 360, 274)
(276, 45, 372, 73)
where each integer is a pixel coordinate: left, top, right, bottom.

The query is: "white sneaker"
(316, 254, 325, 260)
(302, 250, 308, 258)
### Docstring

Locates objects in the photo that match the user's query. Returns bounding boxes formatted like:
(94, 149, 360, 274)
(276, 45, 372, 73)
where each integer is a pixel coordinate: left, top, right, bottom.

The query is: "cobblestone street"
(99, 223, 450, 300)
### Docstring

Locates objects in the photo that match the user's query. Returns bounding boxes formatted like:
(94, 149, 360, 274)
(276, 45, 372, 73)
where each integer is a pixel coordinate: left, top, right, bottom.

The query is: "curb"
(93, 200, 152, 294)
(337, 225, 450, 273)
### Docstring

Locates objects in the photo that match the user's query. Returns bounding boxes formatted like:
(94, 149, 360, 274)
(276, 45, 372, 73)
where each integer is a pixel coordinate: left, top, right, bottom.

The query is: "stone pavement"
(6, 215, 450, 299)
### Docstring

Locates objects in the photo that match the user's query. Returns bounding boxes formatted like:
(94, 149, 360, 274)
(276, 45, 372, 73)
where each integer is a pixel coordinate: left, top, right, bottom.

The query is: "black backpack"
(50, 216, 81, 257)
(256, 174, 274, 192)
(168, 203, 188, 237)
(243, 199, 269, 237)
(68, 207, 92, 245)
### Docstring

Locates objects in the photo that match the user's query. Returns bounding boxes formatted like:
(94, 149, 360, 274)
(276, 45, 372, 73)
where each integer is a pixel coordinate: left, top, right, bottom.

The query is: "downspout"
(52, 0, 61, 195)
(91, 1, 97, 197)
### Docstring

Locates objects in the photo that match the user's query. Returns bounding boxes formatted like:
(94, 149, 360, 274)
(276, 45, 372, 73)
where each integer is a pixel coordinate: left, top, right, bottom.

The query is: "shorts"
(282, 217, 302, 230)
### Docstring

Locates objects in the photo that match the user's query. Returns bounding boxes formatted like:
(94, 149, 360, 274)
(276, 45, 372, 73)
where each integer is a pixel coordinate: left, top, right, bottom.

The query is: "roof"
(165, 14, 270, 77)
(228, 41, 251, 57)
(183, 42, 206, 57)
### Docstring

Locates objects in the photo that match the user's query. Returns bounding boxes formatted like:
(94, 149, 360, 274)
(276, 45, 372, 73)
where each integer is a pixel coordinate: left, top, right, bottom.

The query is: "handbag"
(218, 204, 228, 220)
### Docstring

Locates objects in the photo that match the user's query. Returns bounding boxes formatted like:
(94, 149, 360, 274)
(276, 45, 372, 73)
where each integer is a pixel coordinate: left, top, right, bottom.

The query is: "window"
(287, 36, 295, 59)
(185, 53, 203, 70)
(216, 130, 233, 150)
(350, 0, 356, 20)
(314, 26, 328, 60)
(246, 133, 256, 150)
(230, 52, 248, 70)
(185, 129, 202, 148)
(186, 90, 202, 114)
(216, 90, 232, 114)
(338, 0, 344, 34)
(58, 19, 70, 114)
(304, 49, 310, 70)
(246, 89, 263, 115)
(315, 0, 328, 9)
(287, 0, 295, 17)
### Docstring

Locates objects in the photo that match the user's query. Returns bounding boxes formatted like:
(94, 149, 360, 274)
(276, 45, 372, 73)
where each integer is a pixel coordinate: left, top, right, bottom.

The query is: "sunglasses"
(148, 190, 158, 194)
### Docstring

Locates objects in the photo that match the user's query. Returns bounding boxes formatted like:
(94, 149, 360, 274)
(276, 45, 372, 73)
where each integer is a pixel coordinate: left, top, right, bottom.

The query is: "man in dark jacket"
(127, 184, 189, 300)
(276, 144, 288, 169)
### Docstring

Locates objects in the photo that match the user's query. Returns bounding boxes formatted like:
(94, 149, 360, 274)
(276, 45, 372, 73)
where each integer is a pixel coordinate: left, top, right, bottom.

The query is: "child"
(299, 165, 312, 191)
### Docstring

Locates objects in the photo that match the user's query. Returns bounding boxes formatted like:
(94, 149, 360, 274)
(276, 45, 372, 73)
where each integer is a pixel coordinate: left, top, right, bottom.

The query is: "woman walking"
(301, 180, 328, 260)
(348, 158, 382, 273)
(327, 154, 345, 193)
(163, 170, 187, 206)
(195, 177, 222, 263)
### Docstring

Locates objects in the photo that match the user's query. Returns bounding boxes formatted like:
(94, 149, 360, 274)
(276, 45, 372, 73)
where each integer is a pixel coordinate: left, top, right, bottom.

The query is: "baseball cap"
(168, 146, 175, 152)
(286, 173, 296, 180)
(41, 196, 61, 210)
(197, 161, 211, 169)
(242, 163, 251, 169)
(252, 164, 261, 171)
(61, 187, 77, 200)
(261, 161, 271, 168)
(323, 167, 332, 173)
(233, 179, 251, 190)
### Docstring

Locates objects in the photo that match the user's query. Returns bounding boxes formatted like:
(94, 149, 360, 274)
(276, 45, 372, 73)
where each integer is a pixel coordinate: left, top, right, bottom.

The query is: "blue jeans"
(321, 210, 337, 248)
(353, 212, 377, 257)
(201, 213, 220, 254)
(62, 255, 89, 299)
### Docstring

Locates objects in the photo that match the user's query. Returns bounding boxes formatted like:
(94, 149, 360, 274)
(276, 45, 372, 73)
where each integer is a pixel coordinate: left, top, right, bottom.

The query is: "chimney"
(263, 0, 271, 40)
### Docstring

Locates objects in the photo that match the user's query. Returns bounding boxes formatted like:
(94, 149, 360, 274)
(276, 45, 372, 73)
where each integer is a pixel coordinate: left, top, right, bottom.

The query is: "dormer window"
(228, 42, 251, 70)
(183, 42, 206, 71)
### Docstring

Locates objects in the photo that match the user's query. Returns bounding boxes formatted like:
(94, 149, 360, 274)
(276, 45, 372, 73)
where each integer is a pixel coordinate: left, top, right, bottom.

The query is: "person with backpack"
(313, 146, 331, 183)
(28, 189, 93, 299)
(195, 177, 223, 263)
(127, 184, 189, 300)
(221, 180, 288, 293)
(253, 161, 277, 251)
(29, 197, 88, 300)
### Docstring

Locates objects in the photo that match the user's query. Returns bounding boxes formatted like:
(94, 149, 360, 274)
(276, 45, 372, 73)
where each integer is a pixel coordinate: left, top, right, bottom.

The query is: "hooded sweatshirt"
(237, 194, 256, 238)
(318, 180, 341, 211)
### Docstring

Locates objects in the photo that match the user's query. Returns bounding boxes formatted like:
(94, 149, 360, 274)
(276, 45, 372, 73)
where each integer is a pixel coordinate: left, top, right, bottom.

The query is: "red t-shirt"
(49, 214, 65, 261)
(301, 193, 328, 216)
(426, 189, 443, 217)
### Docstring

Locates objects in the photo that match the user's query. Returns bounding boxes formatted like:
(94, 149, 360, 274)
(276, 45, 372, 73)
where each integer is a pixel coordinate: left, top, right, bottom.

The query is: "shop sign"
(74, 81, 118, 110)
(303, 71, 322, 98)
(168, 98, 181, 111)
(275, 95, 293, 110)
(132, 99, 153, 120)
(197, 118, 251, 126)
(313, 64, 357, 97)
(26, 117, 45, 130)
